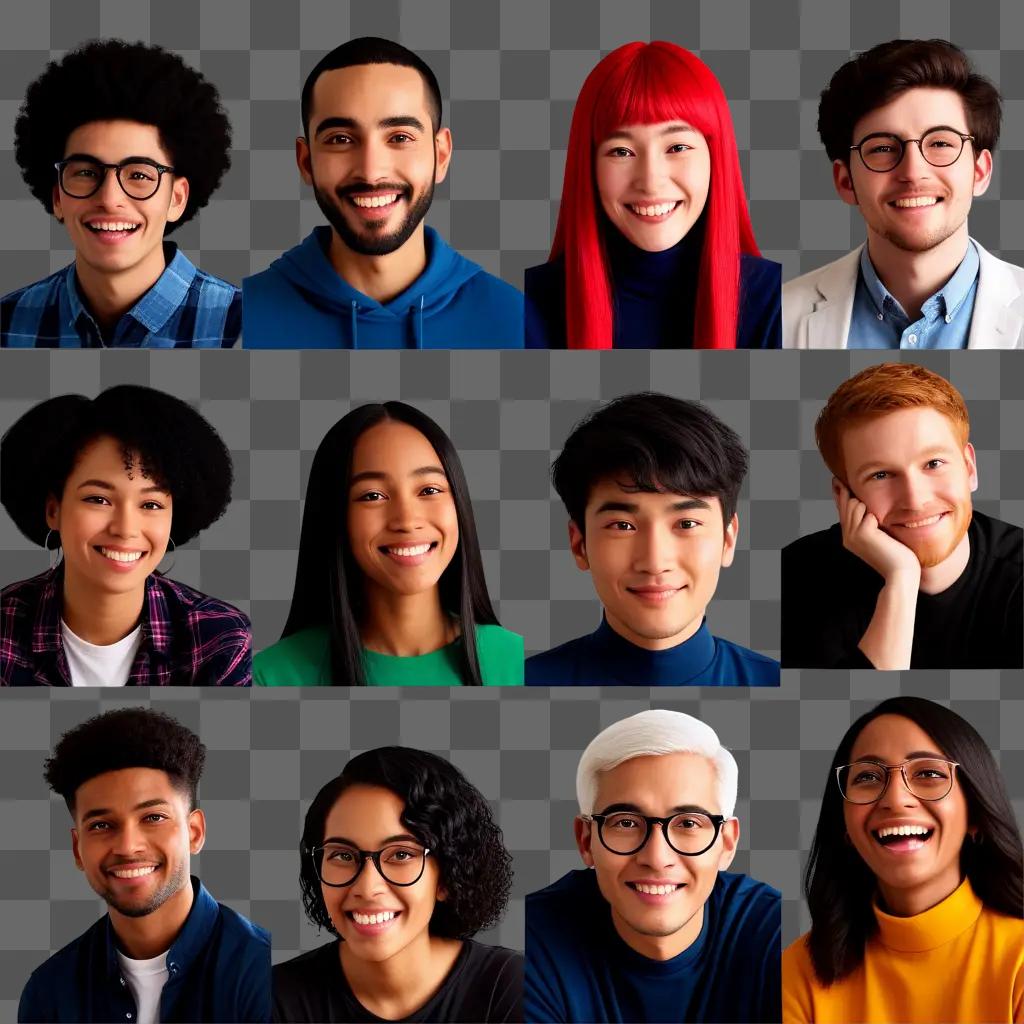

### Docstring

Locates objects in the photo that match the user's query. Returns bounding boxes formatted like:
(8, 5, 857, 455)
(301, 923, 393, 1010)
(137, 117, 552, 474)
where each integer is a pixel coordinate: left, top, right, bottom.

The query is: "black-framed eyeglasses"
(306, 841, 431, 887)
(835, 757, 961, 804)
(849, 126, 974, 173)
(581, 811, 729, 857)
(54, 157, 176, 200)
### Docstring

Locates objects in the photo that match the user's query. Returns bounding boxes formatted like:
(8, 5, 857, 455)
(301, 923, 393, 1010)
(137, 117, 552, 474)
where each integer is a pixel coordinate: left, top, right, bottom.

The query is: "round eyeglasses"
(835, 757, 960, 804)
(582, 811, 729, 857)
(849, 127, 974, 173)
(54, 157, 176, 200)
(306, 842, 431, 887)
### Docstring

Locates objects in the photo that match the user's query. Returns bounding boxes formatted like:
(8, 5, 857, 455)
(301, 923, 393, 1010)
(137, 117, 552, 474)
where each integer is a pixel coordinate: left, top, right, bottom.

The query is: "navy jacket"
(18, 878, 271, 1023)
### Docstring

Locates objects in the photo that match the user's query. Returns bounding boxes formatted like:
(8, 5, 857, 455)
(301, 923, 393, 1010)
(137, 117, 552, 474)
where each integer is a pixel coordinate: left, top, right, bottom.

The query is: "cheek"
(595, 162, 625, 217)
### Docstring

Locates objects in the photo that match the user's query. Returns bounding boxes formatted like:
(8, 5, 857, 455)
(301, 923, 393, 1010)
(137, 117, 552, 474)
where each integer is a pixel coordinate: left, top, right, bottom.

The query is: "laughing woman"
(0, 385, 251, 685)
(783, 696, 1023, 1023)
(272, 747, 522, 1023)
(254, 401, 523, 685)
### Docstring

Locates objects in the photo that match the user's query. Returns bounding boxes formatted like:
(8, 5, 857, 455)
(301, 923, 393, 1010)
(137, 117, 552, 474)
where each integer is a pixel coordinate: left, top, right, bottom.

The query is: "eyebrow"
(606, 123, 696, 139)
(322, 832, 421, 846)
(593, 497, 712, 515)
(76, 479, 169, 494)
(853, 750, 948, 762)
(314, 115, 427, 136)
(81, 798, 173, 823)
(63, 153, 162, 164)
(349, 465, 447, 486)
(597, 802, 718, 816)
(852, 447, 958, 478)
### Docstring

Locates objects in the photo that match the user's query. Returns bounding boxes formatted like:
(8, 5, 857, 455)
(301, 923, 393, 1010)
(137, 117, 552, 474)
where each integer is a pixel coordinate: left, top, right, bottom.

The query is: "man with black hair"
(1, 40, 240, 349)
(783, 38, 1024, 350)
(18, 708, 270, 1023)
(525, 393, 779, 686)
(242, 36, 523, 349)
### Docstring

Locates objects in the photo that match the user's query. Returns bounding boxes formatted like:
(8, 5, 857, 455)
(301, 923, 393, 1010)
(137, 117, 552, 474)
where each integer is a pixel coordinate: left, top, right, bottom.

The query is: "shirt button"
(945, 314, 953, 323)
(877, 313, 884, 321)
(908, 334, 917, 345)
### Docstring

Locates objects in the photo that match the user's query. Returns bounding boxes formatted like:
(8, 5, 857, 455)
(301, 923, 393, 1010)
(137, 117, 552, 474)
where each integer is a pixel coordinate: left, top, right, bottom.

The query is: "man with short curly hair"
(1, 40, 241, 348)
(18, 707, 271, 1023)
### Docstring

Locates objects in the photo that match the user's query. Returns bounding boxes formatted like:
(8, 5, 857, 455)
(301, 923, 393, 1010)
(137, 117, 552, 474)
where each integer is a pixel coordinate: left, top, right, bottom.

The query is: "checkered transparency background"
(3, 0, 1024, 296)
(0, 683, 1020, 1020)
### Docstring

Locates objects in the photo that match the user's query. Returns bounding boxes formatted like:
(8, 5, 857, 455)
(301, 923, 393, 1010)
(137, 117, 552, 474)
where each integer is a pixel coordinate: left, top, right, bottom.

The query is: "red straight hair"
(552, 41, 760, 349)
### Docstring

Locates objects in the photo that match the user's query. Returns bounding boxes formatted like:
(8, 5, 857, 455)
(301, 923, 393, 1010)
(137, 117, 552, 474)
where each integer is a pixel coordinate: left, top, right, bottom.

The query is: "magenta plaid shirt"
(1, 567, 251, 686)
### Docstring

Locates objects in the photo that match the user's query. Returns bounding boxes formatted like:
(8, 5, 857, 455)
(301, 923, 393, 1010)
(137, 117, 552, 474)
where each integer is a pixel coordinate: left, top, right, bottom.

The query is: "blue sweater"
(526, 869, 781, 1023)
(242, 226, 523, 348)
(525, 616, 779, 686)
(525, 229, 781, 348)
(18, 878, 271, 1023)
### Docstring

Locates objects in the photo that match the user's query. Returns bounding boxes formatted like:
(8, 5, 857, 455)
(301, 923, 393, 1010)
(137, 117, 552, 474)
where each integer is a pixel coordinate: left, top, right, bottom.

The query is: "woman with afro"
(0, 385, 252, 685)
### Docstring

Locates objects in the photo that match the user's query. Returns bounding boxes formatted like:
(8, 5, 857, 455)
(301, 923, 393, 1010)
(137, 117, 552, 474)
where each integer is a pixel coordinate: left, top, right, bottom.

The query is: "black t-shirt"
(781, 510, 1023, 669)
(272, 938, 523, 1023)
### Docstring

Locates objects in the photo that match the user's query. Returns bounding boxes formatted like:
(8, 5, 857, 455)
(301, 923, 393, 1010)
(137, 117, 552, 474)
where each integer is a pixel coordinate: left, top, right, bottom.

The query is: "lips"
(626, 200, 681, 219)
(872, 823, 935, 853)
(888, 195, 942, 209)
(106, 862, 160, 881)
(627, 585, 684, 603)
(380, 541, 438, 566)
(888, 511, 949, 530)
(346, 909, 402, 935)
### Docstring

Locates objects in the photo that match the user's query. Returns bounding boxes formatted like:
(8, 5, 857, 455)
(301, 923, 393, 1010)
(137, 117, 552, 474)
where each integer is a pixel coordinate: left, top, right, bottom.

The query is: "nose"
(632, 147, 668, 193)
(92, 167, 128, 207)
(895, 469, 931, 511)
(895, 138, 933, 179)
(355, 136, 392, 184)
(109, 503, 141, 538)
(632, 523, 674, 575)
(635, 822, 679, 870)
(386, 492, 424, 532)
(112, 819, 147, 857)
(879, 766, 920, 807)
(348, 855, 389, 898)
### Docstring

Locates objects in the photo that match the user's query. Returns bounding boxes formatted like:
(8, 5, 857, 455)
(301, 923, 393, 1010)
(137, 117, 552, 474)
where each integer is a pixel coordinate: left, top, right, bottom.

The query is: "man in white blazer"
(783, 39, 1024, 351)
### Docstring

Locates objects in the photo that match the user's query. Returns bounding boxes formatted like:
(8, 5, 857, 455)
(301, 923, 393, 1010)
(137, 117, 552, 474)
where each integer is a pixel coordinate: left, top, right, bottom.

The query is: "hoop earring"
(157, 537, 176, 577)
(44, 529, 63, 571)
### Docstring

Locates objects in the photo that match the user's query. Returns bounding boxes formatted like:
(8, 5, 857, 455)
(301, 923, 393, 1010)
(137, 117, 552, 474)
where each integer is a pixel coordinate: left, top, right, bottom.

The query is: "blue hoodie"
(242, 226, 523, 348)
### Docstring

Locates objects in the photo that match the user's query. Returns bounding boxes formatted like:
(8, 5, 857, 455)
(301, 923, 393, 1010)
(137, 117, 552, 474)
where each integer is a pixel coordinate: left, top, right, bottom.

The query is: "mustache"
(336, 182, 412, 201)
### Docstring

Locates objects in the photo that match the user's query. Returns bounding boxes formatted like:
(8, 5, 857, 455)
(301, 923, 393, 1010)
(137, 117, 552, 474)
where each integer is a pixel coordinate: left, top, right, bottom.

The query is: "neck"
(612, 903, 704, 961)
(877, 870, 963, 919)
(340, 934, 462, 1020)
(865, 225, 969, 321)
(111, 876, 194, 961)
(327, 226, 428, 303)
(73, 245, 168, 330)
(918, 528, 971, 595)
(360, 586, 455, 657)
(603, 611, 701, 652)
(62, 571, 147, 645)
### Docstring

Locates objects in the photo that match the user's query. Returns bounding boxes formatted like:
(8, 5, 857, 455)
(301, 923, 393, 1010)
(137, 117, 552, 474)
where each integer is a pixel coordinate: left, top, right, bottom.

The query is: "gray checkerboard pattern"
(0, 683, 1020, 1021)
(3, 0, 1024, 295)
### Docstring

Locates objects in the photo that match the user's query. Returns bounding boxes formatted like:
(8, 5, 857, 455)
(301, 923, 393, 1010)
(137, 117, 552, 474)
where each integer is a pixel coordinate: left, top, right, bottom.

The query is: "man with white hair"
(525, 709, 781, 1023)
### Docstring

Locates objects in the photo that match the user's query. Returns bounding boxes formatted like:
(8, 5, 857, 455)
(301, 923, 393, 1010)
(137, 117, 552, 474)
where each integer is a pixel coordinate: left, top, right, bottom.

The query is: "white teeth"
(893, 196, 938, 208)
(634, 883, 679, 895)
(898, 514, 943, 529)
(388, 543, 432, 557)
(88, 222, 140, 231)
(110, 866, 157, 878)
(629, 202, 677, 217)
(876, 825, 930, 838)
(352, 194, 400, 208)
(99, 548, 144, 562)
(352, 911, 397, 925)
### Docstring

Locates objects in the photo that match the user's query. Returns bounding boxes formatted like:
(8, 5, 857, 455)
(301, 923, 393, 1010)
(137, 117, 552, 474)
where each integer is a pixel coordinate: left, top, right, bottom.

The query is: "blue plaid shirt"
(1, 244, 240, 348)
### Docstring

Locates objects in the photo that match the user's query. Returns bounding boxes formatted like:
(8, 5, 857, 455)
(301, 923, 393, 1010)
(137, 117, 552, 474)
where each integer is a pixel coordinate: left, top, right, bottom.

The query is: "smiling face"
(322, 784, 442, 964)
(53, 120, 187, 280)
(595, 120, 711, 252)
(347, 419, 459, 600)
(571, 481, 738, 651)
(843, 714, 971, 916)
(834, 87, 992, 256)
(298, 63, 451, 257)
(840, 407, 976, 569)
(576, 752, 738, 961)
(45, 435, 173, 596)
(71, 766, 203, 920)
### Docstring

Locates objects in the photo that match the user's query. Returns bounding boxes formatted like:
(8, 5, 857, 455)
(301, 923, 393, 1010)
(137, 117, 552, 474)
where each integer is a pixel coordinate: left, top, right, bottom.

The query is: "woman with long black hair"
(254, 401, 522, 685)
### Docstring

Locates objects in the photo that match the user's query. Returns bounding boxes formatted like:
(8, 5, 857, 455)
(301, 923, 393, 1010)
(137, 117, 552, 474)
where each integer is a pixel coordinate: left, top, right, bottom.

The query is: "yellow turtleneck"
(782, 878, 1024, 1022)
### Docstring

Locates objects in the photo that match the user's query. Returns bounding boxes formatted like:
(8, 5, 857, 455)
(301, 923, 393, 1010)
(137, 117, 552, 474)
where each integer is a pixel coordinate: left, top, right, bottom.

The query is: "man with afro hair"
(18, 707, 271, 1022)
(2, 39, 240, 348)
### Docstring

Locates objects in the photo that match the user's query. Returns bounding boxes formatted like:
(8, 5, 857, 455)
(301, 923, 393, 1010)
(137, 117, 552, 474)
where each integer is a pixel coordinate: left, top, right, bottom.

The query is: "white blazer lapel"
(802, 247, 862, 349)
(968, 240, 1024, 350)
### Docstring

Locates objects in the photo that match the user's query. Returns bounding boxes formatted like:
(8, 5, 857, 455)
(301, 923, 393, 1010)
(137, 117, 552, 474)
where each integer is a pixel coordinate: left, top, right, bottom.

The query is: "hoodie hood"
(271, 225, 484, 348)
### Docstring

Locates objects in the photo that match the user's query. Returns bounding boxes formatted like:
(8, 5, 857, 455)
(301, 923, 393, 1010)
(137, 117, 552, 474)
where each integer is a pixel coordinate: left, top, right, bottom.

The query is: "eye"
(924, 459, 945, 470)
(87, 821, 111, 831)
(677, 519, 701, 530)
(143, 813, 168, 823)
(606, 521, 636, 531)
(605, 146, 634, 158)
(667, 143, 692, 154)
(607, 815, 643, 830)
(322, 133, 353, 146)
(419, 485, 445, 496)
(852, 768, 884, 784)
(355, 490, 387, 502)
(83, 495, 112, 505)
(868, 471, 889, 481)
(141, 500, 166, 511)
(389, 133, 415, 144)
(325, 847, 357, 863)
(866, 141, 897, 155)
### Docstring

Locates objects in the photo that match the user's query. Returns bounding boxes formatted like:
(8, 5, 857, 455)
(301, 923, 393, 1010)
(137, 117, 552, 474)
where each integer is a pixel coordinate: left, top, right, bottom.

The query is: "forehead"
(64, 119, 169, 162)
(850, 714, 944, 759)
(310, 63, 430, 125)
(601, 120, 706, 143)
(594, 751, 720, 812)
(853, 87, 969, 139)
(67, 435, 164, 485)
(841, 407, 962, 469)
(350, 420, 443, 478)
(73, 766, 184, 817)
(585, 477, 722, 516)
(323, 784, 406, 840)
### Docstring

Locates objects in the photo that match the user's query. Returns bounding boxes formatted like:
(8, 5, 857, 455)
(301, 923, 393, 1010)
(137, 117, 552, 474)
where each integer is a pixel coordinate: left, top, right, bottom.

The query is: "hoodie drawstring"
(350, 300, 358, 348)
(413, 295, 424, 349)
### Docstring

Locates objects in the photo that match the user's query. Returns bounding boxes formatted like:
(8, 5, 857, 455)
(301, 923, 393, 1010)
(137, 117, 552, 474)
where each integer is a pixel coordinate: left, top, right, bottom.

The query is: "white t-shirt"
(117, 948, 169, 1024)
(61, 621, 143, 687)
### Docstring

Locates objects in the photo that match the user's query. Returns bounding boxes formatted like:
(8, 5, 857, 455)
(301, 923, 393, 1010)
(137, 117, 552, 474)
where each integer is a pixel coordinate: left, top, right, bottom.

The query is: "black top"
(781, 510, 1023, 669)
(524, 227, 781, 349)
(272, 938, 523, 1023)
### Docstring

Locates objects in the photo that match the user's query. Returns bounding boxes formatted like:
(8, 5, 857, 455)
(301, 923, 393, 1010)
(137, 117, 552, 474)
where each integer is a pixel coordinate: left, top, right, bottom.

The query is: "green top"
(254, 624, 524, 686)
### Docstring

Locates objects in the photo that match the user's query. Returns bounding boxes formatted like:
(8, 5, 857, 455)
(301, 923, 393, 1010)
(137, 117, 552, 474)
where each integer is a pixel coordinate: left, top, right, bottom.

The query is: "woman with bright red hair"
(525, 41, 781, 349)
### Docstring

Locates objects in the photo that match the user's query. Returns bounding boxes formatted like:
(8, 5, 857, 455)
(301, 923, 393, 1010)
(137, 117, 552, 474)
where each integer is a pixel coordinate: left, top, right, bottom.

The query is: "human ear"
(717, 817, 739, 871)
(165, 176, 190, 224)
(53, 185, 65, 225)
(720, 513, 738, 568)
(964, 442, 978, 493)
(188, 808, 206, 856)
(568, 520, 590, 572)
(295, 136, 314, 186)
(972, 148, 993, 197)
(71, 828, 84, 871)
(45, 495, 61, 532)
(434, 127, 453, 184)
(574, 816, 596, 867)
(833, 159, 858, 206)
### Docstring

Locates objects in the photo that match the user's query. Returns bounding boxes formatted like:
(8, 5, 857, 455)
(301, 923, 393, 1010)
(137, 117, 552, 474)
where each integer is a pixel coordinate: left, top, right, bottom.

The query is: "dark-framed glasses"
(836, 757, 960, 804)
(849, 127, 974, 173)
(54, 157, 176, 200)
(582, 810, 729, 857)
(306, 841, 431, 887)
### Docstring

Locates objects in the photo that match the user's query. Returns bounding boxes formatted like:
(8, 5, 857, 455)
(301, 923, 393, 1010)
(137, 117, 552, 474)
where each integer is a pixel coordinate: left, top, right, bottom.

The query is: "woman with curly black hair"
(1, 39, 240, 348)
(0, 385, 251, 685)
(274, 747, 522, 1023)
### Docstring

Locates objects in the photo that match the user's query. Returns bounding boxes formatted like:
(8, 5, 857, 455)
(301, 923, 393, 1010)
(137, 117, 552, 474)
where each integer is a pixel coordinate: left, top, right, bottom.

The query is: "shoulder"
(190, 266, 240, 299)
(153, 576, 251, 629)
(714, 871, 782, 920)
(212, 897, 271, 951)
(782, 249, 861, 300)
(475, 625, 525, 685)
(974, 240, 1024, 285)
(2, 270, 68, 346)
(22, 918, 101, 990)
(710, 636, 780, 685)
(254, 627, 330, 686)
(460, 940, 524, 983)
(741, 254, 782, 292)
(781, 931, 817, 986)
(783, 524, 843, 562)
(528, 869, 594, 916)
(973, 511, 1023, 561)
(272, 941, 335, 983)
(525, 633, 592, 685)
(525, 258, 564, 292)
(2, 570, 51, 606)
(459, 266, 524, 308)
(272, 942, 339, 1012)
(527, 872, 603, 955)
(524, 258, 566, 348)
(2, 268, 66, 309)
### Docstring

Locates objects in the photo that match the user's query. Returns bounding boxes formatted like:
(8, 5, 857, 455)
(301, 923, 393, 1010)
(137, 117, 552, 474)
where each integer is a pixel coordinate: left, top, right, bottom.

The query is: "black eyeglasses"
(581, 811, 729, 857)
(306, 842, 431, 887)
(849, 126, 974, 173)
(836, 757, 961, 804)
(54, 157, 176, 200)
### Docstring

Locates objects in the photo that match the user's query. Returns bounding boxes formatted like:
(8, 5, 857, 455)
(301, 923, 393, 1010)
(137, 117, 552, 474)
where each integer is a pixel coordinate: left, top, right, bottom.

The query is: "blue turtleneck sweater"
(525, 616, 779, 686)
